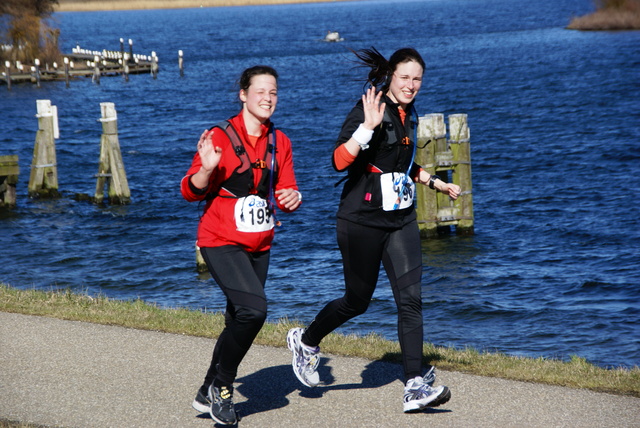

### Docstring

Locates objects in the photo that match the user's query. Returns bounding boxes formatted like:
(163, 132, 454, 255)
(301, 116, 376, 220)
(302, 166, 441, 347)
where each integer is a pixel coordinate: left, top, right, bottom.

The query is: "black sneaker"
(208, 384, 237, 425)
(192, 385, 211, 413)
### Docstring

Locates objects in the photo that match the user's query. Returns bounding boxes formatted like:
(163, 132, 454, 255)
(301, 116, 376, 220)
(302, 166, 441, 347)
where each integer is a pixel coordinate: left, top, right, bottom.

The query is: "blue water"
(1, 0, 639, 369)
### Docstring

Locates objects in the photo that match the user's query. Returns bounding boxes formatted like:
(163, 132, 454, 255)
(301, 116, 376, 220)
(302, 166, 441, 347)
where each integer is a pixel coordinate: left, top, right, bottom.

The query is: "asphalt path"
(1, 311, 638, 427)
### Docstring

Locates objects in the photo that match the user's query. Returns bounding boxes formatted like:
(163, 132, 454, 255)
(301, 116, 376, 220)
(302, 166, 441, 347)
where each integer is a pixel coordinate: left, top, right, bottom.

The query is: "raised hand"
(362, 86, 385, 130)
(197, 129, 223, 172)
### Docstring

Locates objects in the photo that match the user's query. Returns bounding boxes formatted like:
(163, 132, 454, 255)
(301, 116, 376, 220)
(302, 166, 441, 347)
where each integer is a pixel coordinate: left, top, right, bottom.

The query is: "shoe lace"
(406, 376, 433, 396)
(216, 386, 234, 406)
(422, 367, 436, 386)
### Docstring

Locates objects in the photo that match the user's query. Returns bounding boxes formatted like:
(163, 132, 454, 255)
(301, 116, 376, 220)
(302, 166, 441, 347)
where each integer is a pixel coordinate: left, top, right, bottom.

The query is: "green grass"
(1, 283, 638, 398)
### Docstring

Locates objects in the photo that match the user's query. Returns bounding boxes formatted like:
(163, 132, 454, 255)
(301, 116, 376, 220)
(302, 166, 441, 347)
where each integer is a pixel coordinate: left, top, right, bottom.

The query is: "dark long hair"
(351, 47, 425, 92)
(238, 65, 279, 92)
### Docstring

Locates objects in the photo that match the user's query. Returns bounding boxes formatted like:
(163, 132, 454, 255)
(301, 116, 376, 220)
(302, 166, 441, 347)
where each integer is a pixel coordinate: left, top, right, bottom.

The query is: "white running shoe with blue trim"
(287, 327, 320, 387)
(403, 374, 451, 413)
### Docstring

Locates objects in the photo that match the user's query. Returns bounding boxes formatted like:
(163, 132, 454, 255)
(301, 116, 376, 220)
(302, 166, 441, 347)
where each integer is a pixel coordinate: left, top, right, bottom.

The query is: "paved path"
(1, 311, 638, 427)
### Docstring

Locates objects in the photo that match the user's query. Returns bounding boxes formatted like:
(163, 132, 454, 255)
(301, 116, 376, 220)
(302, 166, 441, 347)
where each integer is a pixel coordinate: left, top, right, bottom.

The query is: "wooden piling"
(64, 57, 70, 87)
(0, 155, 19, 208)
(415, 113, 474, 237)
(34, 59, 41, 87)
(151, 52, 158, 79)
(415, 114, 444, 237)
(92, 56, 101, 84)
(28, 100, 60, 198)
(4, 61, 11, 90)
(196, 244, 207, 273)
(449, 114, 474, 234)
(94, 102, 131, 205)
(123, 55, 130, 82)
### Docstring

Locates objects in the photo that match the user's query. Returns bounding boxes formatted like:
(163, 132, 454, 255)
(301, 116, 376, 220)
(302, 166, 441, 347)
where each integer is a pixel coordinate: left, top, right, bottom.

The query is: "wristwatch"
(428, 175, 441, 190)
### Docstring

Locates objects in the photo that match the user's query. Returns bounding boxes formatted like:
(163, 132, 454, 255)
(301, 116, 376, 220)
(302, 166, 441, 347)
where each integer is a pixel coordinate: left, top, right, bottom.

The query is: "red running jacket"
(180, 112, 299, 252)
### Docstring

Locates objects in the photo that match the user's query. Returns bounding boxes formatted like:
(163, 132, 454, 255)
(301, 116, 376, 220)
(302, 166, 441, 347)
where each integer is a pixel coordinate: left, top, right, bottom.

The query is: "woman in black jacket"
(287, 47, 460, 413)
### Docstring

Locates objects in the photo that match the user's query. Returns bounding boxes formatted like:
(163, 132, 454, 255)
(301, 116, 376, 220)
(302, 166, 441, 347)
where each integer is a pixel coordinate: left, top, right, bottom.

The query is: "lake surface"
(1, 0, 639, 369)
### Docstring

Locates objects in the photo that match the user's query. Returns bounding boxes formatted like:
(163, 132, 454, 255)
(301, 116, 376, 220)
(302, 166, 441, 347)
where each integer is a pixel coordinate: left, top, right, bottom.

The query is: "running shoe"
(192, 385, 211, 413)
(403, 375, 451, 413)
(422, 366, 436, 386)
(287, 327, 320, 387)
(208, 384, 237, 425)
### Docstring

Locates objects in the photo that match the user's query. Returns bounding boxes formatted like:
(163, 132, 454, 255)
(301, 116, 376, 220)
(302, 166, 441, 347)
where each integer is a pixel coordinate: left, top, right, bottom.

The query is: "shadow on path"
(233, 356, 450, 418)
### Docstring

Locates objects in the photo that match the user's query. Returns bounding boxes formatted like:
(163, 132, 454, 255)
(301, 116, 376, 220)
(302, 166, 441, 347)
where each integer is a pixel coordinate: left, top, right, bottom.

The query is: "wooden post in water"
(63, 57, 70, 88)
(196, 244, 207, 272)
(449, 114, 474, 234)
(0, 155, 19, 208)
(415, 113, 474, 237)
(92, 56, 101, 84)
(34, 59, 41, 87)
(416, 114, 446, 238)
(4, 61, 11, 90)
(28, 100, 60, 198)
(123, 54, 130, 82)
(151, 52, 158, 79)
(95, 102, 131, 204)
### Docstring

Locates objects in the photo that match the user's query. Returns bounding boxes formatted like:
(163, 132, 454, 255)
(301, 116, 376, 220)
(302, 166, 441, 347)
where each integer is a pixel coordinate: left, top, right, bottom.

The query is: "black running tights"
(302, 218, 424, 381)
(200, 245, 270, 387)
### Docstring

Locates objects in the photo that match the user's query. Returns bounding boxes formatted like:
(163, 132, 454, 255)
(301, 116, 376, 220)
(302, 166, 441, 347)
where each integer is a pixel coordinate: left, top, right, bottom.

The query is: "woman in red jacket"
(181, 65, 301, 425)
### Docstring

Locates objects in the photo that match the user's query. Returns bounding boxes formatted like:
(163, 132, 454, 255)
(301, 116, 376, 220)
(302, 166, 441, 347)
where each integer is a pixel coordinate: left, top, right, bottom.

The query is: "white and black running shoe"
(287, 327, 320, 387)
(403, 375, 451, 413)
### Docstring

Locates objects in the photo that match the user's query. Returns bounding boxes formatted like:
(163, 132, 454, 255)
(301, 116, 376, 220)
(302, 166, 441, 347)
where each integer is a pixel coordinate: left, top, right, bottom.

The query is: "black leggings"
(303, 218, 424, 381)
(200, 245, 270, 386)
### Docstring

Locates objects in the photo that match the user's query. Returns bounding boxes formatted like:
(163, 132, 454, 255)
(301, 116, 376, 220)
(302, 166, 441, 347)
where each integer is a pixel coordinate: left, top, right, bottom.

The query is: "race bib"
(380, 172, 415, 211)
(234, 195, 275, 232)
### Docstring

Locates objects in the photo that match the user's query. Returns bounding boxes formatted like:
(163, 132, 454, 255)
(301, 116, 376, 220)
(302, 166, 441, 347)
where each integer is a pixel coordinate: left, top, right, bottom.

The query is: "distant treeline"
(567, 0, 640, 30)
(56, 0, 355, 12)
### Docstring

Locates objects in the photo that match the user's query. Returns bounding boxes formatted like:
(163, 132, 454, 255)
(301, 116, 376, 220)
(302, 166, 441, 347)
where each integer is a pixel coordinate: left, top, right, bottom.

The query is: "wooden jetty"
(1, 44, 159, 85)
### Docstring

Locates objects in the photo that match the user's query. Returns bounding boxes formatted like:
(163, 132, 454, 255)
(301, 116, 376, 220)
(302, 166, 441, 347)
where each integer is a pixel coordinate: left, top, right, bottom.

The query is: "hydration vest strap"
(207, 120, 276, 199)
(212, 120, 252, 175)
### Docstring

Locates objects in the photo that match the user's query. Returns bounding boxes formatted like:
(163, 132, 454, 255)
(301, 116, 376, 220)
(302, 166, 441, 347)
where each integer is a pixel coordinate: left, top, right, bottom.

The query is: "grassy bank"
(56, 0, 356, 12)
(1, 283, 638, 397)
(567, 0, 640, 30)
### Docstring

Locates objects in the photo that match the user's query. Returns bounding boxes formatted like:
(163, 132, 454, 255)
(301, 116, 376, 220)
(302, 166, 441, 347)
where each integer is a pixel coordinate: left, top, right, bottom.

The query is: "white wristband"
(352, 124, 374, 150)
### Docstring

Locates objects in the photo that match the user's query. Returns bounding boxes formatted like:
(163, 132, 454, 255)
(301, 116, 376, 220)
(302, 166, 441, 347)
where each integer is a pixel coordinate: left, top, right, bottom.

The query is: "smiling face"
(239, 74, 278, 124)
(386, 60, 424, 109)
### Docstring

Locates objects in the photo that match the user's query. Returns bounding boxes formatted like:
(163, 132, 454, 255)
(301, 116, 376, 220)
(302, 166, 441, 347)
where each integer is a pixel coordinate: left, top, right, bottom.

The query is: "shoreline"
(1, 283, 638, 397)
(566, 0, 640, 30)
(56, 0, 358, 12)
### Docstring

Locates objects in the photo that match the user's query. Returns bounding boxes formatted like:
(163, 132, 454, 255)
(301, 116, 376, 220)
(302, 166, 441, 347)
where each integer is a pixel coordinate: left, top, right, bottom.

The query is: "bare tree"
(1, 0, 60, 64)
